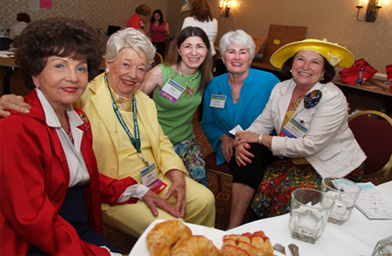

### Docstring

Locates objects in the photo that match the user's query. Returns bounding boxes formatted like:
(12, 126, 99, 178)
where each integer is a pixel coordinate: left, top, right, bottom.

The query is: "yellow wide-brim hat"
(270, 38, 355, 68)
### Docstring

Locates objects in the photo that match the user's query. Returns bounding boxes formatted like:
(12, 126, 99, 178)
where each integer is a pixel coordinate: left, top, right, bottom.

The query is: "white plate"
(128, 219, 285, 256)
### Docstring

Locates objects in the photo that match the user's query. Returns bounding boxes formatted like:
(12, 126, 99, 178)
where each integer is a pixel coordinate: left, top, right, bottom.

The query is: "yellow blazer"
(74, 73, 187, 184)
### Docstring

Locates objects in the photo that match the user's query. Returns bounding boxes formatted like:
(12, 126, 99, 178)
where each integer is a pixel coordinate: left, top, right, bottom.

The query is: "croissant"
(171, 235, 220, 256)
(146, 220, 192, 256)
(220, 231, 274, 256)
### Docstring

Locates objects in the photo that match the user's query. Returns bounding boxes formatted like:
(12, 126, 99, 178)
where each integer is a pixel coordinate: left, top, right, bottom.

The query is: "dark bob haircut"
(16, 13, 31, 23)
(281, 53, 336, 84)
(164, 26, 213, 94)
(15, 17, 104, 90)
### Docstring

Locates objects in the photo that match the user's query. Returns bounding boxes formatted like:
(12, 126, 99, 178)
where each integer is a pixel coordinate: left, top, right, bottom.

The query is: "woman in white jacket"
(233, 39, 366, 220)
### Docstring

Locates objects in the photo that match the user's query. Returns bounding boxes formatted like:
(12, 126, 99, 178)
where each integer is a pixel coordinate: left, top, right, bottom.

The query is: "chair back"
(348, 110, 392, 183)
(154, 52, 163, 66)
(107, 25, 121, 37)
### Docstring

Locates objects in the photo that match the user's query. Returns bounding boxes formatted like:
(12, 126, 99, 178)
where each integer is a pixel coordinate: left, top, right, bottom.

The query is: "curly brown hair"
(135, 4, 152, 16)
(15, 17, 104, 90)
(189, 0, 214, 22)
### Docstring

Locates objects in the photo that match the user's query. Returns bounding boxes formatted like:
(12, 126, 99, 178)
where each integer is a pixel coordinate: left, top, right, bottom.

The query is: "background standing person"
(234, 39, 366, 222)
(9, 12, 30, 40)
(140, 26, 213, 187)
(201, 29, 280, 229)
(145, 9, 170, 58)
(126, 4, 152, 35)
(182, 0, 218, 66)
(0, 17, 138, 256)
(9, 12, 31, 49)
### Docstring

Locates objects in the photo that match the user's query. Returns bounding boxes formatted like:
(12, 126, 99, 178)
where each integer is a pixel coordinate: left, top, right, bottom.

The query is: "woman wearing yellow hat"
(233, 39, 366, 220)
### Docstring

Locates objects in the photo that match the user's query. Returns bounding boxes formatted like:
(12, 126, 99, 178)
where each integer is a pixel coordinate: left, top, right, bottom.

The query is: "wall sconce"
(356, 0, 382, 22)
(219, 0, 231, 17)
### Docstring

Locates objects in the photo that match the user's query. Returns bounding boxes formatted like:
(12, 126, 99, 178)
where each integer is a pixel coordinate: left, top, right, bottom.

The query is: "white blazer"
(247, 79, 366, 178)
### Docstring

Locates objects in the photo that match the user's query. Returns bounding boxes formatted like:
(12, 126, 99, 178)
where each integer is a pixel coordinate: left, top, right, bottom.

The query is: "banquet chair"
(153, 52, 163, 67)
(348, 110, 392, 183)
(204, 152, 232, 191)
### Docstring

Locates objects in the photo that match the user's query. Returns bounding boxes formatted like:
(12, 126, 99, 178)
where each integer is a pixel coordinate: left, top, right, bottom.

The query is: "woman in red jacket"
(0, 17, 139, 256)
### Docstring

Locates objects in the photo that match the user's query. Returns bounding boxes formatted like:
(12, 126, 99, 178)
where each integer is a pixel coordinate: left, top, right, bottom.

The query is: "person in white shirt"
(9, 12, 30, 40)
(182, 0, 218, 59)
(233, 39, 366, 226)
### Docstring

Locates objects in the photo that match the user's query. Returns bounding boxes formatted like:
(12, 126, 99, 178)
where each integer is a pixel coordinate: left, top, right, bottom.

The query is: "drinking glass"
(322, 177, 361, 225)
(372, 236, 392, 256)
(289, 188, 335, 244)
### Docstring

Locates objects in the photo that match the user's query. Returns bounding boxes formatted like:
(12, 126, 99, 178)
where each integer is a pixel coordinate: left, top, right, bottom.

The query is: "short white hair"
(105, 28, 156, 69)
(219, 29, 256, 60)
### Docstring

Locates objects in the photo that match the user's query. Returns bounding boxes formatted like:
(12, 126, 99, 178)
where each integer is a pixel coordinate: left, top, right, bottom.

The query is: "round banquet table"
(228, 181, 392, 256)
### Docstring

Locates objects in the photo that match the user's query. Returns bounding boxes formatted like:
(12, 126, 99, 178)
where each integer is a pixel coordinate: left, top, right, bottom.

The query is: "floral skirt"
(250, 158, 364, 219)
(174, 133, 208, 187)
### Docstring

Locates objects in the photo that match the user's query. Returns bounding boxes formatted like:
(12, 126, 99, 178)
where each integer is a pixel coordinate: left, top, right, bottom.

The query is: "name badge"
(159, 78, 185, 103)
(140, 163, 167, 194)
(279, 117, 308, 138)
(210, 94, 226, 108)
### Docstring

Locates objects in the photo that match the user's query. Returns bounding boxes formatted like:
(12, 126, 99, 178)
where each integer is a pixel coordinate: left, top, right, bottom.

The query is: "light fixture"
(356, 0, 382, 22)
(219, 0, 231, 17)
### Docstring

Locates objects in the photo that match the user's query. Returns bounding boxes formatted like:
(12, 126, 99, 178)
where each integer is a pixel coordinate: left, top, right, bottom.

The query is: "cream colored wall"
(168, 0, 392, 74)
(0, 0, 168, 44)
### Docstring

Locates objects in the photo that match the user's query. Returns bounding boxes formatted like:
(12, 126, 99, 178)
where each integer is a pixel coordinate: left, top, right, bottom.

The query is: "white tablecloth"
(228, 181, 392, 256)
(128, 181, 392, 255)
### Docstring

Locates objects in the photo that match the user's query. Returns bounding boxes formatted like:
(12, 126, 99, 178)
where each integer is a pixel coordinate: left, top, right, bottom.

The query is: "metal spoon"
(273, 243, 286, 255)
(288, 243, 299, 256)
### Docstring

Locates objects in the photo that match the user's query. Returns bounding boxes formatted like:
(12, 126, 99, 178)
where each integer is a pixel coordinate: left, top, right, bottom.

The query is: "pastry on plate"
(171, 235, 220, 256)
(146, 219, 192, 256)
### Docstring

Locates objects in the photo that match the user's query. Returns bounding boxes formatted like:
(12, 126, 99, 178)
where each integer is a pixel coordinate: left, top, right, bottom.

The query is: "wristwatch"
(258, 133, 263, 145)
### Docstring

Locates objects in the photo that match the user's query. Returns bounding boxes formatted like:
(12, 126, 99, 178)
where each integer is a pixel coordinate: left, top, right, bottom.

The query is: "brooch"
(79, 113, 90, 132)
(303, 90, 322, 109)
(184, 86, 195, 98)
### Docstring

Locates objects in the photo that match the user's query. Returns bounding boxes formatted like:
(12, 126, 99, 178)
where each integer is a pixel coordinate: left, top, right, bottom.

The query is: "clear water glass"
(322, 177, 361, 225)
(372, 236, 392, 256)
(289, 188, 335, 244)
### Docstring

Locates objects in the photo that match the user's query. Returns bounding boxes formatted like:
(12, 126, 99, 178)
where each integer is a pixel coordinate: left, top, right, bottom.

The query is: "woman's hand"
(234, 142, 254, 167)
(233, 131, 258, 146)
(142, 190, 182, 218)
(0, 94, 30, 118)
(220, 134, 234, 163)
(163, 169, 186, 218)
(233, 131, 258, 166)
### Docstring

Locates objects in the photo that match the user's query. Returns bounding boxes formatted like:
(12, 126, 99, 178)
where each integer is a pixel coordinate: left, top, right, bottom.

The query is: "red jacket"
(0, 90, 138, 255)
